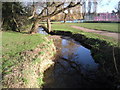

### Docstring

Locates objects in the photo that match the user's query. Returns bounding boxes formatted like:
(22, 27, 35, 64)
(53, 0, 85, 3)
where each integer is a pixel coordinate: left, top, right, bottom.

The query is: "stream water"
(38, 27, 113, 88)
(43, 37, 101, 88)
(38, 27, 48, 35)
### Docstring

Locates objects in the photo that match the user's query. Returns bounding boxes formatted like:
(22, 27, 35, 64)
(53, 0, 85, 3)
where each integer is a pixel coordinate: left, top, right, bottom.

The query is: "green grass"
(2, 31, 45, 56)
(59, 23, 119, 33)
(44, 22, 119, 33)
(2, 31, 47, 76)
(52, 23, 119, 46)
(2, 31, 55, 88)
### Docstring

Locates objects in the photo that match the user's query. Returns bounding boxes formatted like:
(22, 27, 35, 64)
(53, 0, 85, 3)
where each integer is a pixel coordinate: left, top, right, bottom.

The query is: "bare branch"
(28, 1, 36, 20)
(38, 2, 82, 20)
(56, 2, 64, 8)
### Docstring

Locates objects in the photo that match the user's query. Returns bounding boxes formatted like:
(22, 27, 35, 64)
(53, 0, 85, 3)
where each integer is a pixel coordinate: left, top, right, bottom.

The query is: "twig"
(113, 47, 119, 74)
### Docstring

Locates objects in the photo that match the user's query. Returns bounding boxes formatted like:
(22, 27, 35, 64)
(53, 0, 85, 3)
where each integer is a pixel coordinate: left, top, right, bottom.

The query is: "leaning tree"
(28, 1, 83, 33)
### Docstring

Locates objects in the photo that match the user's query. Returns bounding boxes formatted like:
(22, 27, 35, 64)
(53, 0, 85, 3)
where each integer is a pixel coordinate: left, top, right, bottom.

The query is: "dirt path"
(71, 26, 120, 41)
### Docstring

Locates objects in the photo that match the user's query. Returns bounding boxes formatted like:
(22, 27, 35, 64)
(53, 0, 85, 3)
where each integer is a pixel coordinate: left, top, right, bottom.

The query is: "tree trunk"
(47, 18, 51, 33)
(64, 13, 67, 23)
(30, 19, 39, 34)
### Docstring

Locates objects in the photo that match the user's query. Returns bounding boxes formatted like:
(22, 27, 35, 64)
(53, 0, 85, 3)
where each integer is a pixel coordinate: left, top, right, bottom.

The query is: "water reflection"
(43, 37, 100, 88)
(38, 27, 48, 35)
(61, 38, 98, 73)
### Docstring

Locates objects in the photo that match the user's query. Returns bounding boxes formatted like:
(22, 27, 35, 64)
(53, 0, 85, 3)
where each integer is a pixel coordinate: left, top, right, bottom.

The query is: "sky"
(21, 0, 119, 13)
(97, 0, 119, 13)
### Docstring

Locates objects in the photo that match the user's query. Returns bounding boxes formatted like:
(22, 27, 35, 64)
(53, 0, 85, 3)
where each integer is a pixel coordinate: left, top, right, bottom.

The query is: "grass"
(2, 31, 55, 88)
(52, 22, 120, 33)
(52, 22, 119, 33)
(2, 31, 46, 75)
(52, 23, 119, 46)
(72, 23, 120, 33)
(2, 31, 45, 56)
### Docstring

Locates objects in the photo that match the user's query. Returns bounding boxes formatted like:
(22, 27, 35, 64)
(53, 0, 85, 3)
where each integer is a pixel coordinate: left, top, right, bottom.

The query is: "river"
(38, 27, 114, 88)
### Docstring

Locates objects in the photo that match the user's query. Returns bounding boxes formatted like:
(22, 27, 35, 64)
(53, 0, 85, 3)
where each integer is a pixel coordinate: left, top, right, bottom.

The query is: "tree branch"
(28, 1, 36, 20)
(38, 2, 82, 20)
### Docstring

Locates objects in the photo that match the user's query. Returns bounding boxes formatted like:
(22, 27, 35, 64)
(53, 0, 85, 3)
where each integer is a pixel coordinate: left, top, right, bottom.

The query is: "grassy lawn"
(51, 22, 119, 33)
(68, 23, 119, 33)
(2, 31, 45, 56)
(2, 31, 47, 77)
(52, 23, 119, 46)
(2, 31, 55, 88)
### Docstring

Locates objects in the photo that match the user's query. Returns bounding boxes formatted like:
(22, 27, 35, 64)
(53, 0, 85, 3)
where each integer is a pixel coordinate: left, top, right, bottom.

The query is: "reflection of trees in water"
(61, 39, 80, 60)
(54, 38, 82, 73)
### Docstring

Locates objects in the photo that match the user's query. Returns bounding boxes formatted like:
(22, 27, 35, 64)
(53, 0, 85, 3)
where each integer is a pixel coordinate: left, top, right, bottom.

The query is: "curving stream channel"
(38, 27, 113, 88)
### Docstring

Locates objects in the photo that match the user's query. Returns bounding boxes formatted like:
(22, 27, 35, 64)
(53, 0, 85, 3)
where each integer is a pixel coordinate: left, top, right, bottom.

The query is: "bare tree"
(93, 0, 98, 14)
(81, 0, 86, 19)
(88, 0, 92, 14)
(46, 2, 52, 32)
(115, 1, 120, 18)
(28, 1, 82, 33)
(63, 9, 69, 23)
